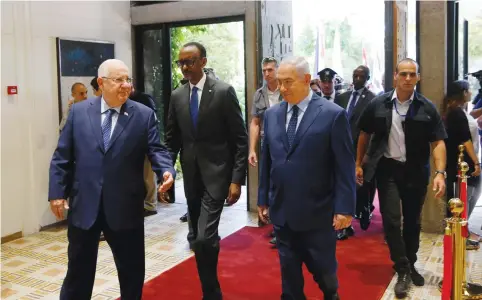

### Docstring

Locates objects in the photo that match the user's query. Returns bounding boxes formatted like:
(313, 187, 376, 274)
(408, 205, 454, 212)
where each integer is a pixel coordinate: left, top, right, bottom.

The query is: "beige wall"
(419, 1, 448, 234)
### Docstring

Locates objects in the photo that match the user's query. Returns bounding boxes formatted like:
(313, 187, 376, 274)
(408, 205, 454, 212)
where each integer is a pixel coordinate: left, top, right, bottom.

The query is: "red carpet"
(141, 198, 393, 299)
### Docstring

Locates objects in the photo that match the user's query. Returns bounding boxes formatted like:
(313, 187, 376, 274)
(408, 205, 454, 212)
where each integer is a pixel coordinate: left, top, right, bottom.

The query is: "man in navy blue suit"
(48, 59, 175, 300)
(258, 56, 356, 300)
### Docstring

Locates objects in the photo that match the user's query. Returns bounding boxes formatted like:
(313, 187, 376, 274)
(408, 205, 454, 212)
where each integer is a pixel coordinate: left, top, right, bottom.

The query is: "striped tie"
(102, 109, 116, 149)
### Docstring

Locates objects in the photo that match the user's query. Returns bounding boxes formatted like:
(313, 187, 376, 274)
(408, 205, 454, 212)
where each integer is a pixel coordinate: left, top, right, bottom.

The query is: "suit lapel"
(88, 97, 105, 153)
(350, 88, 368, 121)
(289, 96, 323, 155)
(107, 101, 134, 152)
(197, 77, 215, 128)
(277, 101, 289, 152)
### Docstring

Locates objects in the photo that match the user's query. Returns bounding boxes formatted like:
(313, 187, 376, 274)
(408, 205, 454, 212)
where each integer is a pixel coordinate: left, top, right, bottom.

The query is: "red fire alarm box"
(7, 86, 18, 95)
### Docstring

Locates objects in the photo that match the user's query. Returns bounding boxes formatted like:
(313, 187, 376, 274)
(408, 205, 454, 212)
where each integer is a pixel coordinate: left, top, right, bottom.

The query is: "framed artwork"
(55, 38, 115, 124)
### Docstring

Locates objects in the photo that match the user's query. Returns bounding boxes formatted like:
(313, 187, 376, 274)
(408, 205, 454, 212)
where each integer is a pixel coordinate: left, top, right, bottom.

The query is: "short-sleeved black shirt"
(358, 90, 447, 182)
(444, 107, 474, 183)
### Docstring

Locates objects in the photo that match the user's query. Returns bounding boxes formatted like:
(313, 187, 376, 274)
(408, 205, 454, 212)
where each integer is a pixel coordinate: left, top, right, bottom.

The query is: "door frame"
(133, 15, 250, 211)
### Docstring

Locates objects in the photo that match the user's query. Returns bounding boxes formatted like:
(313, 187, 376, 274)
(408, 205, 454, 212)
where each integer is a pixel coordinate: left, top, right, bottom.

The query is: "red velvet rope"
(442, 233, 453, 300)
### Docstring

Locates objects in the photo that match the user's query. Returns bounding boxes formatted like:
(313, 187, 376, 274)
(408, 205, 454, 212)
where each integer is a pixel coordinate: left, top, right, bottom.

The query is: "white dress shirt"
(101, 97, 122, 138)
(384, 90, 414, 162)
(286, 90, 313, 131)
(346, 87, 365, 110)
(189, 73, 207, 107)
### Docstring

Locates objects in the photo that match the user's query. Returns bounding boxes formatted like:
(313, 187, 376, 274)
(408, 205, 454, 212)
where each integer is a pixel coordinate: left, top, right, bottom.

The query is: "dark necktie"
(347, 91, 358, 116)
(102, 109, 116, 149)
(324, 95, 331, 100)
(190, 86, 199, 129)
(286, 105, 299, 147)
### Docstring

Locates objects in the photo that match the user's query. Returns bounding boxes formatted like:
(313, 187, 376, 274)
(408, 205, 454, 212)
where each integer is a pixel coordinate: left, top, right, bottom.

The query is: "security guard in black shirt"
(356, 58, 447, 299)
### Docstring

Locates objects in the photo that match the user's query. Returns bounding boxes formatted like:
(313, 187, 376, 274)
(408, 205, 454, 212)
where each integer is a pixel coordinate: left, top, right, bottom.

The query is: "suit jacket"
(335, 87, 376, 151)
(258, 93, 356, 232)
(165, 76, 248, 201)
(48, 97, 175, 231)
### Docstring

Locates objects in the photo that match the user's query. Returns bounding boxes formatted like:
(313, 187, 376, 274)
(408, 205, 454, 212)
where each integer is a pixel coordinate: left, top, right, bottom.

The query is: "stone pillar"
(419, 1, 448, 233)
(248, 0, 293, 212)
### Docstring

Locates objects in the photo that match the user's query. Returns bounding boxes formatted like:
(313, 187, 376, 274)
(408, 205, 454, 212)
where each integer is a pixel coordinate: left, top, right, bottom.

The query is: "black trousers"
(186, 174, 225, 300)
(356, 179, 377, 216)
(60, 206, 145, 300)
(274, 224, 339, 300)
(376, 158, 427, 273)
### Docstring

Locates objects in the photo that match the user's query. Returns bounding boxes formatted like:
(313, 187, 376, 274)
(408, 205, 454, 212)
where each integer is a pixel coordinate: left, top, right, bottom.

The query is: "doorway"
(134, 17, 249, 211)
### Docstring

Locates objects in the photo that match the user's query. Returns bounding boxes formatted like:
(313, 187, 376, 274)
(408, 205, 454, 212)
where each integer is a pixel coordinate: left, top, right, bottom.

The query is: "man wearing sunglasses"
(356, 58, 447, 298)
(165, 42, 248, 300)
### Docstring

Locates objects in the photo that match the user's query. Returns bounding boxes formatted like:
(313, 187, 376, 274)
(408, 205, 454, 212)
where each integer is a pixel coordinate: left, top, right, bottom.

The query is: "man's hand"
(333, 214, 352, 230)
(472, 165, 481, 177)
(50, 199, 69, 220)
(158, 192, 170, 204)
(226, 183, 241, 206)
(158, 171, 174, 193)
(433, 173, 446, 198)
(248, 151, 258, 167)
(355, 166, 364, 186)
(258, 205, 269, 224)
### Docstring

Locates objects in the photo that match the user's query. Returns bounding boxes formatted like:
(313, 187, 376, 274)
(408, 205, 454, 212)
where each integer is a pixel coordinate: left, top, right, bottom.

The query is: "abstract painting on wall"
(56, 38, 114, 124)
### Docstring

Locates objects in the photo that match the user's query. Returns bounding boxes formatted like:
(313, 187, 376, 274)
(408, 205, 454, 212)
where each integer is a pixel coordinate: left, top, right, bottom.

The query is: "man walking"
(165, 42, 248, 300)
(258, 56, 356, 300)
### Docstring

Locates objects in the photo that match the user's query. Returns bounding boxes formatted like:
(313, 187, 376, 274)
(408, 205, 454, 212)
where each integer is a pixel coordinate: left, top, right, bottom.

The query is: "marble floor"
(1, 181, 482, 299)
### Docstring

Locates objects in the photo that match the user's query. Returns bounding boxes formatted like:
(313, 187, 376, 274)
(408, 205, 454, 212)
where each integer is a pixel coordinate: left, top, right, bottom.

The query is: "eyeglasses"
(175, 57, 199, 68)
(102, 77, 132, 84)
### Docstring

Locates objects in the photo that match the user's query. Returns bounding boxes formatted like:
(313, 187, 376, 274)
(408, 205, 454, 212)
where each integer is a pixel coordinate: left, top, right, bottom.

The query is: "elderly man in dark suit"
(49, 59, 175, 300)
(258, 56, 356, 300)
(165, 42, 248, 300)
(335, 65, 377, 239)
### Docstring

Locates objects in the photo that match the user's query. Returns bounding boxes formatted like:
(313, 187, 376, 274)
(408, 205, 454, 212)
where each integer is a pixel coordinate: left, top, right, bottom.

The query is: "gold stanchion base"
(463, 282, 482, 299)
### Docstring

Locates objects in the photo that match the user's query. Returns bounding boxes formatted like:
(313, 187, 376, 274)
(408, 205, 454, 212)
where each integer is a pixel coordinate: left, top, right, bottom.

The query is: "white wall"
(1, 1, 132, 237)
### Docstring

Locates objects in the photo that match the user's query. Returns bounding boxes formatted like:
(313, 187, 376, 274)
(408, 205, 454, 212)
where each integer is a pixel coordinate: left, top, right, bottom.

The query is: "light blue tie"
(102, 109, 116, 149)
(287, 105, 299, 148)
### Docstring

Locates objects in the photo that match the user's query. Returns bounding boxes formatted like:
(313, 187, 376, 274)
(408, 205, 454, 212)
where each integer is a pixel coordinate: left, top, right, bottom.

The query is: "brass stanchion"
(442, 144, 482, 299)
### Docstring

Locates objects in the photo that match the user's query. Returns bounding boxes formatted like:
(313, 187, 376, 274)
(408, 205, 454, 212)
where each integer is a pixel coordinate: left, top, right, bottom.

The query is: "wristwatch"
(435, 170, 447, 178)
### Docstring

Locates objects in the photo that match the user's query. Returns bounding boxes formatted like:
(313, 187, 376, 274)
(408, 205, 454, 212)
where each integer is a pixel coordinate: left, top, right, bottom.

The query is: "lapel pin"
(362, 95, 365, 98)
(209, 90, 212, 93)
(124, 112, 128, 116)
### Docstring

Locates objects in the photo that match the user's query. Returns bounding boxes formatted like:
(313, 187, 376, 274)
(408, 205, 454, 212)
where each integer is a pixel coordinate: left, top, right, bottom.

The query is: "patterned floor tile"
(2, 181, 482, 299)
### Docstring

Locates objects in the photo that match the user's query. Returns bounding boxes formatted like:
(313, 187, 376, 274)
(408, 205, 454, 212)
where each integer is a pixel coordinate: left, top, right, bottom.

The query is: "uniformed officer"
(356, 58, 447, 298)
(317, 68, 340, 102)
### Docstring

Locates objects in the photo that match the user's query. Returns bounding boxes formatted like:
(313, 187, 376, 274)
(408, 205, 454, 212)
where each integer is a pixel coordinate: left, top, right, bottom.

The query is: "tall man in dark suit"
(165, 42, 248, 300)
(49, 59, 175, 300)
(258, 56, 356, 300)
(335, 65, 377, 239)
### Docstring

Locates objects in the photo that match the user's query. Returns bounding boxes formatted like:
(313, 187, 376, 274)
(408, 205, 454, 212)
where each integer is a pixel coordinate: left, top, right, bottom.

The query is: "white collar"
(101, 96, 122, 114)
(391, 89, 414, 104)
(189, 73, 207, 92)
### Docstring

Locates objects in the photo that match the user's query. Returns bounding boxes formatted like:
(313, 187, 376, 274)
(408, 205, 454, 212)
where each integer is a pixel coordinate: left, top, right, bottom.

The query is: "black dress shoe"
(324, 292, 340, 300)
(180, 213, 188, 222)
(269, 230, 275, 238)
(144, 209, 157, 217)
(394, 272, 412, 298)
(359, 208, 371, 231)
(336, 226, 355, 240)
(410, 265, 425, 286)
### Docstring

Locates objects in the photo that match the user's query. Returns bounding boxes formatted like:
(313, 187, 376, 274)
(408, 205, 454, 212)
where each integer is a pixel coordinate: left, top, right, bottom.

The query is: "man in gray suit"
(165, 42, 248, 300)
(335, 65, 377, 239)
